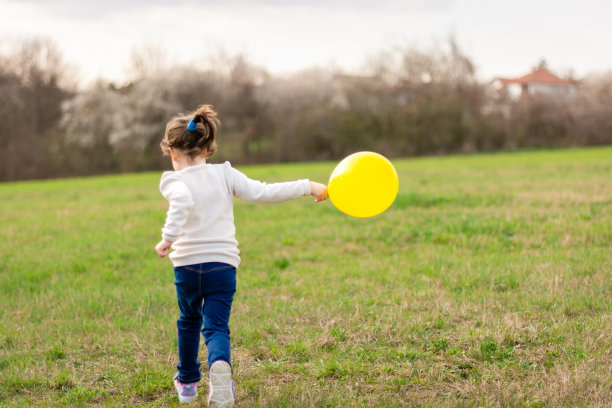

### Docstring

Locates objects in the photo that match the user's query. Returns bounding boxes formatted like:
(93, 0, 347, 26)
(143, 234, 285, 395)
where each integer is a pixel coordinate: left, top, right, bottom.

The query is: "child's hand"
(155, 239, 173, 258)
(310, 182, 329, 202)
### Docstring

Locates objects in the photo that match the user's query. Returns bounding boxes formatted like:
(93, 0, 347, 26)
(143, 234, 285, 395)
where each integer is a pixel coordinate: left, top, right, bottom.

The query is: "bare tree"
(570, 72, 612, 146)
(127, 43, 168, 81)
(0, 37, 73, 181)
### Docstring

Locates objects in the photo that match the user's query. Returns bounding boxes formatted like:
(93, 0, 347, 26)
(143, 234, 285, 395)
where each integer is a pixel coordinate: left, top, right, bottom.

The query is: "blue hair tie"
(187, 119, 197, 131)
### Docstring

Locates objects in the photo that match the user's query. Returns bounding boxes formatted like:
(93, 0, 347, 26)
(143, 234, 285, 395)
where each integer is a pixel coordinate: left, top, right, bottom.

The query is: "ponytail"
(160, 104, 220, 159)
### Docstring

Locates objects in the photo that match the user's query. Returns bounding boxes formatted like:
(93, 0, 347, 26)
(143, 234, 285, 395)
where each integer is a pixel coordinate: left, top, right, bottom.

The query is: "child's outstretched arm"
(230, 165, 327, 204)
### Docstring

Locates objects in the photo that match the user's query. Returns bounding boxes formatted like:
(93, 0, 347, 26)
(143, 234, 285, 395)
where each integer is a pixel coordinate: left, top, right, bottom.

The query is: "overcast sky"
(1, 0, 611, 85)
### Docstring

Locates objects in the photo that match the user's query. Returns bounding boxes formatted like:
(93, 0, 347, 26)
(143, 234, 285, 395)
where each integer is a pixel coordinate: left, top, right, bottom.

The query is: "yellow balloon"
(328, 151, 399, 218)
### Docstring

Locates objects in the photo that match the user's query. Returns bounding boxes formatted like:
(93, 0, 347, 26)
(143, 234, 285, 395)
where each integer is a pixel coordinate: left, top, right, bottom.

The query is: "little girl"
(155, 104, 328, 407)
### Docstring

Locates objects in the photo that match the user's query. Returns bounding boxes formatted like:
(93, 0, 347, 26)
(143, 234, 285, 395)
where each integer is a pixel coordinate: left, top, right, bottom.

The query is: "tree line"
(1, 37, 611, 181)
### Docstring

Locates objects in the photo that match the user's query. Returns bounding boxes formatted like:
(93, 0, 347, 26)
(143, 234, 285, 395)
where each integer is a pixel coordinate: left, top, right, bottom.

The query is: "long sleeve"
(160, 172, 194, 242)
(229, 166, 311, 204)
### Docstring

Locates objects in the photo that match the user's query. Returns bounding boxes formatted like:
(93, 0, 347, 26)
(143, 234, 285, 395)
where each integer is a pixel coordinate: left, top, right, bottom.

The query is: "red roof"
(499, 68, 576, 86)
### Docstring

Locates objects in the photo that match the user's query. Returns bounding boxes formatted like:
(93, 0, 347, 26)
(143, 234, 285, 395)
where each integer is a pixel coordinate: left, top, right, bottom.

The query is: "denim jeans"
(173, 262, 236, 383)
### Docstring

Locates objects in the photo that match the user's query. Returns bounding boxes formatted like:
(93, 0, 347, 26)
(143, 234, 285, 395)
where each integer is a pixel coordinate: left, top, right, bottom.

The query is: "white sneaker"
(208, 360, 234, 408)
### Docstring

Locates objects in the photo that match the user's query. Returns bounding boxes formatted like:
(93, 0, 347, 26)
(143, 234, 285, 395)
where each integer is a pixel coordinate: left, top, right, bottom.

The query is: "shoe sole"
(178, 394, 196, 404)
(208, 361, 234, 408)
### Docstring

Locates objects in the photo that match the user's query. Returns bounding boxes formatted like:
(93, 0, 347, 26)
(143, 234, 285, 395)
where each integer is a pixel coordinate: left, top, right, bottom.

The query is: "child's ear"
(204, 150, 211, 159)
(170, 148, 178, 161)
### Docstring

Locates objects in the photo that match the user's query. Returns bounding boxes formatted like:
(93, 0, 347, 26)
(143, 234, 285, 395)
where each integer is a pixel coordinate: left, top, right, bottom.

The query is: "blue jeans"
(173, 262, 236, 383)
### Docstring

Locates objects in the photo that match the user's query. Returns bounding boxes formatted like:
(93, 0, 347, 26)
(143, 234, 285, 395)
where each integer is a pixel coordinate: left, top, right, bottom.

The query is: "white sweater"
(160, 161, 311, 267)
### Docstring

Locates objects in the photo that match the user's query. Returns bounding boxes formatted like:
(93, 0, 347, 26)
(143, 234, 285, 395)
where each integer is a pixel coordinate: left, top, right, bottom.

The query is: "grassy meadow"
(1, 146, 611, 407)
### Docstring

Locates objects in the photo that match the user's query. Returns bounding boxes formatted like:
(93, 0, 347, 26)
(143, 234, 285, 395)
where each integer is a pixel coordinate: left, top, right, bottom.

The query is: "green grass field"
(1, 147, 611, 407)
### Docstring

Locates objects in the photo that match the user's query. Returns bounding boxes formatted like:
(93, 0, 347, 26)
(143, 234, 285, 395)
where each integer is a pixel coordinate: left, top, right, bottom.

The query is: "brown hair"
(160, 104, 220, 159)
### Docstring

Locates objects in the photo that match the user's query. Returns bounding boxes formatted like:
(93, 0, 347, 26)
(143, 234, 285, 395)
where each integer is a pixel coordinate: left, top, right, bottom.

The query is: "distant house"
(493, 67, 578, 100)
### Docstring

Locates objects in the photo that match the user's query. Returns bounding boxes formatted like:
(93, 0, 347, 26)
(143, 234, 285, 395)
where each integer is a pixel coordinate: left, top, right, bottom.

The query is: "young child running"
(155, 104, 328, 407)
